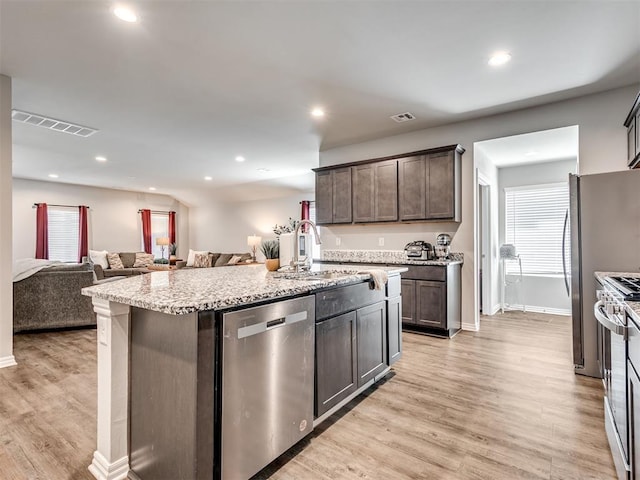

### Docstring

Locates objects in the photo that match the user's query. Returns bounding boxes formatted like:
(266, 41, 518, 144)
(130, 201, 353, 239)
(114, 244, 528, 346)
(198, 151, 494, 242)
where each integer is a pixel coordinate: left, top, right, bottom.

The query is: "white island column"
(89, 297, 131, 480)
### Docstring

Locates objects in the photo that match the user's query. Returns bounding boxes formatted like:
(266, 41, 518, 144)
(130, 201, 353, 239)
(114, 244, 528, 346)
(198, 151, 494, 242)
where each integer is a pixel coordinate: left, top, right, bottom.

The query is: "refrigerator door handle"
(562, 209, 570, 297)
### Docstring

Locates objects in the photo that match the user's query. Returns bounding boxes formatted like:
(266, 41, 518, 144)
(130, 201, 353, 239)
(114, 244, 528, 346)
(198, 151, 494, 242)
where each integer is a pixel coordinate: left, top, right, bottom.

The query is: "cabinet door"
(426, 150, 455, 219)
(630, 361, 640, 479)
(415, 280, 447, 329)
(387, 296, 402, 365)
(315, 311, 357, 417)
(352, 164, 375, 223)
(398, 156, 426, 220)
(401, 279, 416, 325)
(356, 301, 387, 387)
(332, 167, 352, 223)
(375, 160, 398, 222)
(315, 171, 333, 225)
(629, 117, 637, 167)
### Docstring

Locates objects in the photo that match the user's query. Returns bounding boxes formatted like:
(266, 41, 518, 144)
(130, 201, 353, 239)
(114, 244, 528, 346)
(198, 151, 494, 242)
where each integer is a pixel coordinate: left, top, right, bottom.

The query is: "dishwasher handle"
(238, 310, 308, 339)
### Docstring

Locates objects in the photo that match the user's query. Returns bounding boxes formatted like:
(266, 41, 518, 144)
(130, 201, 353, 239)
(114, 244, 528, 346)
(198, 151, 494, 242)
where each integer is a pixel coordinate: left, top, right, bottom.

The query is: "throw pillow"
(187, 249, 209, 267)
(89, 249, 109, 269)
(132, 252, 154, 268)
(193, 253, 212, 268)
(226, 255, 242, 265)
(107, 253, 125, 270)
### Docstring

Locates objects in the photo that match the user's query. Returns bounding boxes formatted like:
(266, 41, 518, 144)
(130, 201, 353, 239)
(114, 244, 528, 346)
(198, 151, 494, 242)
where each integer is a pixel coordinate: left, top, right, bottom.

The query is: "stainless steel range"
(596, 276, 640, 480)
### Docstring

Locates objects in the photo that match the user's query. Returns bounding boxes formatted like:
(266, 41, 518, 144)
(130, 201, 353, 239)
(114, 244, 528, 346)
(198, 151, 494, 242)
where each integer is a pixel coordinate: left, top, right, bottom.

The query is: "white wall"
(498, 159, 577, 314)
(0, 74, 15, 368)
(189, 193, 313, 258)
(12, 179, 189, 261)
(319, 85, 639, 330)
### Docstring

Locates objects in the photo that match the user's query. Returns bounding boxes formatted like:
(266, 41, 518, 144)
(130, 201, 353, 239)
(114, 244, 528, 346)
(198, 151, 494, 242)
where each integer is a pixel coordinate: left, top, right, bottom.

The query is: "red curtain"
(300, 200, 310, 232)
(78, 205, 89, 263)
(141, 209, 152, 254)
(35, 203, 49, 259)
(168, 211, 176, 244)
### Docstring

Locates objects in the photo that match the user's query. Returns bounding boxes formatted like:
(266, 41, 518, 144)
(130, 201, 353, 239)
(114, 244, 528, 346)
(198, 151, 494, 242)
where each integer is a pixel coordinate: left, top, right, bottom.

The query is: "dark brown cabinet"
(398, 148, 461, 222)
(356, 301, 387, 387)
(625, 91, 640, 169)
(315, 167, 352, 224)
(401, 264, 461, 337)
(315, 311, 357, 417)
(314, 144, 463, 225)
(352, 160, 398, 223)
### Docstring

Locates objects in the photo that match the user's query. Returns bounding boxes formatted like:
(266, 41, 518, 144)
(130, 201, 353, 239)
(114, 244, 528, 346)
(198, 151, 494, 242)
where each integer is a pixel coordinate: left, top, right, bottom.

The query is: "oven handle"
(594, 300, 627, 337)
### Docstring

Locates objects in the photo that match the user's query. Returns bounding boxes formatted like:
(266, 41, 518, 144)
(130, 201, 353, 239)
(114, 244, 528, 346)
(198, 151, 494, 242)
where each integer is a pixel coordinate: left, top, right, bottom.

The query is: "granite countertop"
(594, 271, 640, 323)
(82, 263, 407, 316)
(321, 249, 463, 266)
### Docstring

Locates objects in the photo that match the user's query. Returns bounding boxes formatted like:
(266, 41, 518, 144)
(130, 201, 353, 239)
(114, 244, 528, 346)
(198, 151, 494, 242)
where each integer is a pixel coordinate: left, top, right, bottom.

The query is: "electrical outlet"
(335, 237, 341, 246)
(378, 237, 384, 246)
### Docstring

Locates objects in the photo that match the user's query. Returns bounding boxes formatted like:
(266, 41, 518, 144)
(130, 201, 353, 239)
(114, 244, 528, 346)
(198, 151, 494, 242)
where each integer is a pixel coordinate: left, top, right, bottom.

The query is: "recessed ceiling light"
(235, 156, 245, 162)
(148, 187, 156, 191)
(488, 51, 511, 67)
(204, 176, 212, 181)
(113, 5, 138, 23)
(311, 107, 325, 118)
(48, 174, 59, 178)
(95, 156, 107, 162)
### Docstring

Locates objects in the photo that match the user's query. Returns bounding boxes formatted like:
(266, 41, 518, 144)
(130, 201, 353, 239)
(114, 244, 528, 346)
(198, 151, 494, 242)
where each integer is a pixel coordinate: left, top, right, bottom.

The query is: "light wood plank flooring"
(0, 312, 615, 479)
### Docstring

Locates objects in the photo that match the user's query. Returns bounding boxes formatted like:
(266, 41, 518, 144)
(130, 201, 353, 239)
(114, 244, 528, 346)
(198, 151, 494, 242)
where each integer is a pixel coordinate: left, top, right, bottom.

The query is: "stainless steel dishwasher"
(221, 295, 315, 479)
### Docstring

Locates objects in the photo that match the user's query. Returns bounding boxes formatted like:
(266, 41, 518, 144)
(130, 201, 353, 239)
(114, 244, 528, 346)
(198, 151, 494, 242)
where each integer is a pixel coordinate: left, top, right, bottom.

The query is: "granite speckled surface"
(594, 271, 640, 323)
(82, 263, 406, 315)
(321, 249, 463, 266)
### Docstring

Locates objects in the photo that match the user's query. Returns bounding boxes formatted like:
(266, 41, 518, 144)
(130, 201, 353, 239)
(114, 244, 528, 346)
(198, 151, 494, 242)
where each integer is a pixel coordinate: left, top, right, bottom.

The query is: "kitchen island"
(82, 263, 406, 480)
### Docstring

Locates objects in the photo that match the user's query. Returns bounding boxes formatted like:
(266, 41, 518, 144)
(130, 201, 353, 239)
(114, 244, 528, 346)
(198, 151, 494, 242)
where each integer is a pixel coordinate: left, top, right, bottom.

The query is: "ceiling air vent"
(390, 112, 416, 123)
(11, 109, 98, 137)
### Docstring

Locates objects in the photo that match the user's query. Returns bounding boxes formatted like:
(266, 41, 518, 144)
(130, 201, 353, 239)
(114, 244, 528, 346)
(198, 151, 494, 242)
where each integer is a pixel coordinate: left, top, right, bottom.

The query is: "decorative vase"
(265, 259, 280, 272)
(169, 254, 177, 265)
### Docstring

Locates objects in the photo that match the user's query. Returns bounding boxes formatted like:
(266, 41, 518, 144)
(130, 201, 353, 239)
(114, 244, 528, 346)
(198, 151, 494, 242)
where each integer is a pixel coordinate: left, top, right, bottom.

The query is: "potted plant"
(260, 240, 280, 272)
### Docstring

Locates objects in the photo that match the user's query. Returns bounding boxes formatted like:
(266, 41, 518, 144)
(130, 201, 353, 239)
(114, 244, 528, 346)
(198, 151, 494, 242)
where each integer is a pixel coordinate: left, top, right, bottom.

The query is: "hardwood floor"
(0, 312, 615, 480)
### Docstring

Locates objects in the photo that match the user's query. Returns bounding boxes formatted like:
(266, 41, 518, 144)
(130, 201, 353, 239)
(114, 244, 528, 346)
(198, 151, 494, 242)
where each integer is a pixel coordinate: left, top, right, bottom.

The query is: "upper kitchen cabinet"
(399, 145, 463, 222)
(352, 159, 398, 223)
(316, 167, 352, 225)
(314, 144, 464, 225)
(625, 91, 640, 169)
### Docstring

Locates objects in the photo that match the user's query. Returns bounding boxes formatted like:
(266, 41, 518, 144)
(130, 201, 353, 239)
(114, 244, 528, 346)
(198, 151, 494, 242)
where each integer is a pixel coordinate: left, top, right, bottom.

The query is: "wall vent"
(390, 112, 416, 123)
(11, 109, 98, 137)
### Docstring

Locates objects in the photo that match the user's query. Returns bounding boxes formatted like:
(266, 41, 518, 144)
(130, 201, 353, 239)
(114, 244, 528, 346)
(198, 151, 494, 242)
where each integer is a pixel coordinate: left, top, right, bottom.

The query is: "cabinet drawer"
(316, 281, 385, 321)
(402, 265, 446, 281)
(629, 313, 640, 371)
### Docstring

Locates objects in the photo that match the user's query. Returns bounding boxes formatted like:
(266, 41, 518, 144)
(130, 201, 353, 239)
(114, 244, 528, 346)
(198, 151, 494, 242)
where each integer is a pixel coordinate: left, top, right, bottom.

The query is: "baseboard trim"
(0, 355, 17, 369)
(503, 304, 571, 316)
(462, 322, 479, 331)
(88, 451, 129, 480)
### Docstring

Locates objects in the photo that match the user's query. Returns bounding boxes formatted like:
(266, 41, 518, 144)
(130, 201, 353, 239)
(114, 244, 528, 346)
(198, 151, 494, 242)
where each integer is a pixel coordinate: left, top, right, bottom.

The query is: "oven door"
(595, 300, 629, 479)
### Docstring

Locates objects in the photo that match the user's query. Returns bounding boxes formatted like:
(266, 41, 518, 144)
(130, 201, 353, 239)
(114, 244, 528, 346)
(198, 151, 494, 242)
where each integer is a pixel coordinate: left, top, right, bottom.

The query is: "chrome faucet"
(292, 220, 322, 272)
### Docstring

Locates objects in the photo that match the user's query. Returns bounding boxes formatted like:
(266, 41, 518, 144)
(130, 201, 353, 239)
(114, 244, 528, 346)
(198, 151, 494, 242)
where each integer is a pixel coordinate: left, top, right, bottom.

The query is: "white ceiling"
(476, 125, 579, 167)
(1, 1, 639, 204)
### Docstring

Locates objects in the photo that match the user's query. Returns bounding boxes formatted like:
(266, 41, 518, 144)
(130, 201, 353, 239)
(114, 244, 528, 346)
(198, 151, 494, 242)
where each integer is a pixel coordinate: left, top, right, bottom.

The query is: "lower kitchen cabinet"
(401, 263, 461, 337)
(630, 360, 640, 479)
(356, 301, 387, 387)
(315, 311, 357, 417)
(387, 295, 402, 365)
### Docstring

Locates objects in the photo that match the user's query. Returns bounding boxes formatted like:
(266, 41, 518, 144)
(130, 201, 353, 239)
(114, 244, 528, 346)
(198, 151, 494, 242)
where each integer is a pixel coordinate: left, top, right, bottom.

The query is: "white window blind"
(309, 201, 320, 260)
(504, 183, 570, 275)
(48, 207, 79, 262)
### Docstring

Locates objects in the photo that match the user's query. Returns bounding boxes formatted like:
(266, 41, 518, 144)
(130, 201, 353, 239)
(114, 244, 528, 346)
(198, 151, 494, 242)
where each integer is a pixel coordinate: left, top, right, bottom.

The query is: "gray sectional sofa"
(13, 262, 96, 332)
(93, 252, 151, 280)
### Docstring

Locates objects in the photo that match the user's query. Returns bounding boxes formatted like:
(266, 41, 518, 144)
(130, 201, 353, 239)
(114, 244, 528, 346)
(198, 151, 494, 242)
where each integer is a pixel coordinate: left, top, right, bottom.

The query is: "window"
(504, 183, 570, 275)
(48, 207, 79, 262)
(150, 212, 169, 259)
(309, 201, 321, 260)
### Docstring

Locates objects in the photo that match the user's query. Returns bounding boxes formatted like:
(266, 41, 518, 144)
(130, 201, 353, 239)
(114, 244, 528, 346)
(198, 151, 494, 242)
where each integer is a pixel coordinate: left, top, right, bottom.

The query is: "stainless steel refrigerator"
(570, 170, 640, 377)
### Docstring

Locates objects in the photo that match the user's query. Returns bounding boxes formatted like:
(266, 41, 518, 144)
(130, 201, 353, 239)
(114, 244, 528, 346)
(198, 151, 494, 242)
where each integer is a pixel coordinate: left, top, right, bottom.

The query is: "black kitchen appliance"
(404, 241, 433, 260)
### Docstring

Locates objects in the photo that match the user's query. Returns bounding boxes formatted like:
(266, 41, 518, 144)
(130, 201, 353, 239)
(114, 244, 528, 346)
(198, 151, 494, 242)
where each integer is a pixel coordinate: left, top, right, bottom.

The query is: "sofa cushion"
(226, 255, 242, 265)
(209, 253, 221, 265)
(104, 268, 147, 277)
(133, 252, 154, 268)
(119, 252, 138, 268)
(193, 253, 212, 268)
(214, 253, 234, 267)
(187, 249, 209, 267)
(89, 249, 109, 269)
(107, 253, 125, 269)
